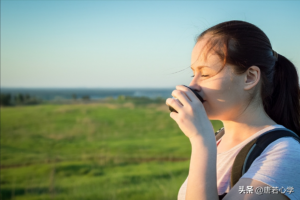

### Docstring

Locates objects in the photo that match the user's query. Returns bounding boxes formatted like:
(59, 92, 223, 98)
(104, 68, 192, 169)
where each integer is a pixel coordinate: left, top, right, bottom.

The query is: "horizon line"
(0, 86, 176, 89)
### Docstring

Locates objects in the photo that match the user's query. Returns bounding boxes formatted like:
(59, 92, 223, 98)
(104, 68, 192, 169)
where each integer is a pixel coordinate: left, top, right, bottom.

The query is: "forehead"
(191, 38, 223, 71)
(191, 39, 207, 64)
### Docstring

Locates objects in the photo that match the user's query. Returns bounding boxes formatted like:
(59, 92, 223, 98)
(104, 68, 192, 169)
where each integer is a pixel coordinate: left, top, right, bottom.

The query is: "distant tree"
(72, 93, 77, 100)
(24, 94, 31, 102)
(26, 96, 42, 105)
(15, 93, 25, 104)
(13, 95, 17, 103)
(19, 93, 24, 102)
(0, 93, 12, 106)
(82, 95, 90, 101)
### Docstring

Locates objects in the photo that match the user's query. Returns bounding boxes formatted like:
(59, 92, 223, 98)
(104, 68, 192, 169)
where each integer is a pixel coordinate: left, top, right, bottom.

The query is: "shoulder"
(238, 136, 300, 200)
(223, 136, 300, 200)
(256, 136, 300, 160)
(243, 135, 300, 176)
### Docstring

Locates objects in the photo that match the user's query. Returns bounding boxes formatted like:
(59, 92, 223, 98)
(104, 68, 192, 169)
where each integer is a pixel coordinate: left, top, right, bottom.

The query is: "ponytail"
(264, 54, 300, 137)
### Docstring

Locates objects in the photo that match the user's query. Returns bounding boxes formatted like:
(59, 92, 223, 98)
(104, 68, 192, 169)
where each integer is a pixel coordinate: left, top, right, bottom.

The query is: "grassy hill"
(0, 101, 223, 200)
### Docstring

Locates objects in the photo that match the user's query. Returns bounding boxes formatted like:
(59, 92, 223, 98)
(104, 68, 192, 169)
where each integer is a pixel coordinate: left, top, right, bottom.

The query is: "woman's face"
(189, 37, 250, 121)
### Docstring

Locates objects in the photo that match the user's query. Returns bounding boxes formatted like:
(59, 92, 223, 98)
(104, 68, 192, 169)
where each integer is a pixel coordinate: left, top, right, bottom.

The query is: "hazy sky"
(1, 0, 300, 88)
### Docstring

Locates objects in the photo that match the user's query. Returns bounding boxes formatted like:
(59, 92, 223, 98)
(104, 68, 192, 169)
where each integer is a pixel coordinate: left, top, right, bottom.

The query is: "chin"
(206, 111, 223, 121)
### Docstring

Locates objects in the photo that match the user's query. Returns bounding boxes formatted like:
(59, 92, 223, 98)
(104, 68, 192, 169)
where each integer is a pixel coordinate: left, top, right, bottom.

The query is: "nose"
(188, 78, 202, 92)
(188, 79, 205, 102)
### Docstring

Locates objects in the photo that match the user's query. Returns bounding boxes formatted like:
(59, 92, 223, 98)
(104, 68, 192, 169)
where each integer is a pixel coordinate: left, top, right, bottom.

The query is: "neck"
(220, 102, 277, 143)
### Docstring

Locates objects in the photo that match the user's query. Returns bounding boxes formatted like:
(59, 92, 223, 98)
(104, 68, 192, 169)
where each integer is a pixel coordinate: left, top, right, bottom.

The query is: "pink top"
(177, 125, 300, 200)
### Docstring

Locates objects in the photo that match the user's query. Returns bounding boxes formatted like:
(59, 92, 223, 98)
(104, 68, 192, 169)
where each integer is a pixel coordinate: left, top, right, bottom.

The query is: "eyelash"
(191, 75, 209, 77)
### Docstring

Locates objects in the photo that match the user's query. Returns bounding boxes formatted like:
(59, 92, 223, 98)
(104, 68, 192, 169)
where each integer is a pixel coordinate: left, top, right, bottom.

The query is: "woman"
(166, 20, 300, 200)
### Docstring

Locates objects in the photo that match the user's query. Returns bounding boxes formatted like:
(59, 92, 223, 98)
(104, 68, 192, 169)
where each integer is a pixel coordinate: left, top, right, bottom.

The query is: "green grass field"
(0, 101, 223, 200)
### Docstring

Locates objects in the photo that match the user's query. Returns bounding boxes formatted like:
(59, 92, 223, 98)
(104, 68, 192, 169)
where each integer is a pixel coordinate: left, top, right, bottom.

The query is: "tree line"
(0, 93, 43, 106)
(0, 93, 91, 106)
(71, 94, 90, 101)
(1, 92, 166, 107)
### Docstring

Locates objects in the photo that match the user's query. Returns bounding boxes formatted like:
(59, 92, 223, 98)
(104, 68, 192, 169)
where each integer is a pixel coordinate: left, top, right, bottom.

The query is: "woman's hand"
(166, 85, 215, 141)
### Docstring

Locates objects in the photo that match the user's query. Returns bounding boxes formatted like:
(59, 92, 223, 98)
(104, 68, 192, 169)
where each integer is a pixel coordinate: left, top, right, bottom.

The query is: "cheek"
(203, 77, 243, 117)
(203, 77, 233, 102)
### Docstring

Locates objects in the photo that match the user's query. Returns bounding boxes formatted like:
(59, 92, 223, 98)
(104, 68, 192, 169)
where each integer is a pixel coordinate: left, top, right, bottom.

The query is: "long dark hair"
(197, 20, 300, 136)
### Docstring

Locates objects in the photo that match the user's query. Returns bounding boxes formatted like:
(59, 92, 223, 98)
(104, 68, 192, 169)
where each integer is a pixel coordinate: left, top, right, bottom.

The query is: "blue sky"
(1, 0, 300, 88)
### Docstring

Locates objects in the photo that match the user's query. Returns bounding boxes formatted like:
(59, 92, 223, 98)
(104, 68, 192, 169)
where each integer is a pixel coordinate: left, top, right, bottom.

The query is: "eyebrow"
(191, 65, 208, 71)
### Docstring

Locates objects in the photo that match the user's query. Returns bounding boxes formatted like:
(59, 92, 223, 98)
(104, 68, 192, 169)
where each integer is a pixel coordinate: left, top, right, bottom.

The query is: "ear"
(244, 66, 260, 90)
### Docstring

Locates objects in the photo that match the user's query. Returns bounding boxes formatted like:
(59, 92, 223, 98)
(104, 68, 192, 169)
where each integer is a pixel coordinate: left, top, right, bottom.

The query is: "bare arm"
(185, 136, 290, 200)
(185, 135, 219, 200)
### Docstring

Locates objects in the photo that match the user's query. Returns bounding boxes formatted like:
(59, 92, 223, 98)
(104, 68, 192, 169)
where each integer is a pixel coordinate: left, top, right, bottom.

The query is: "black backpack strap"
(218, 192, 227, 200)
(230, 138, 257, 188)
(230, 129, 300, 189)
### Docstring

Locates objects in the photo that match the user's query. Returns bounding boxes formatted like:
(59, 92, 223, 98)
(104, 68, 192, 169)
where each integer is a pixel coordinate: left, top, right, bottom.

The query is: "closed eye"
(191, 75, 209, 77)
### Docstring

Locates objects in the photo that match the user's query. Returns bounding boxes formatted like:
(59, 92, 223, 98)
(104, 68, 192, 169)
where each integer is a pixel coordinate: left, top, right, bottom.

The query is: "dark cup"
(169, 85, 204, 113)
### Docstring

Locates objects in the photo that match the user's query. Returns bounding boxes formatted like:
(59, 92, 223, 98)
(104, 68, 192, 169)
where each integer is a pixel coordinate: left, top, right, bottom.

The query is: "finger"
(170, 111, 178, 121)
(175, 85, 192, 101)
(177, 85, 202, 104)
(171, 89, 191, 107)
(166, 97, 183, 112)
(176, 85, 199, 103)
